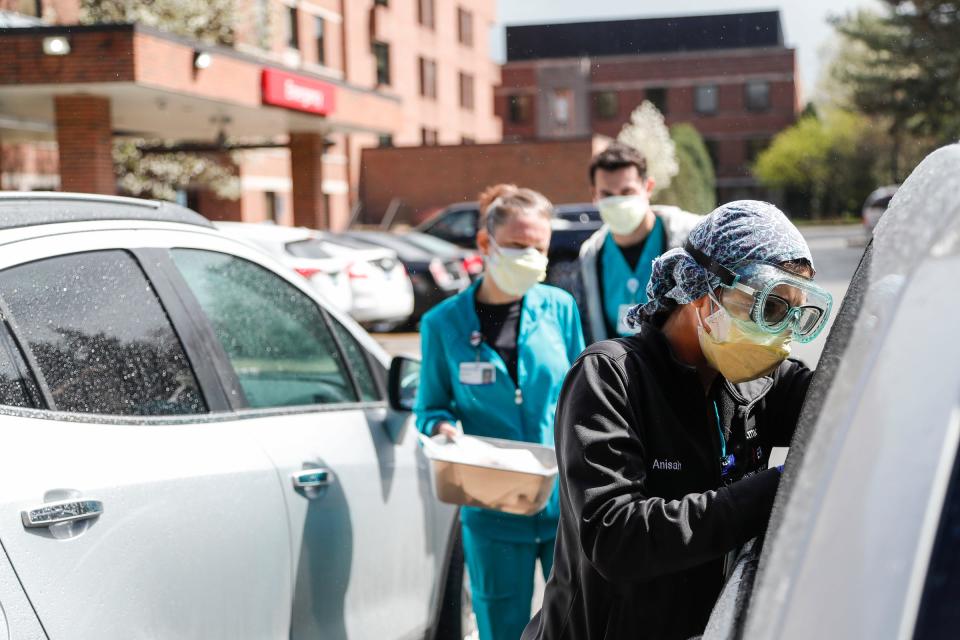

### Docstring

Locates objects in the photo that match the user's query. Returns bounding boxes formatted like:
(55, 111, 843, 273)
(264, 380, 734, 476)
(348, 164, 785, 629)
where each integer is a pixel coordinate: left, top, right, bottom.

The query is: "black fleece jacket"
(523, 322, 813, 640)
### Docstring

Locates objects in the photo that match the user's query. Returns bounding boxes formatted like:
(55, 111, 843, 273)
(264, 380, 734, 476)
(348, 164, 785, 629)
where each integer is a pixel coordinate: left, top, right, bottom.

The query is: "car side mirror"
(388, 355, 420, 412)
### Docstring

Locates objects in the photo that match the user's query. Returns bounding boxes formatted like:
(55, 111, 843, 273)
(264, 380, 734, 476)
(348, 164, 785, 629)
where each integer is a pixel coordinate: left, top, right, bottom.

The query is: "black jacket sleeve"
(764, 358, 815, 447)
(556, 353, 781, 584)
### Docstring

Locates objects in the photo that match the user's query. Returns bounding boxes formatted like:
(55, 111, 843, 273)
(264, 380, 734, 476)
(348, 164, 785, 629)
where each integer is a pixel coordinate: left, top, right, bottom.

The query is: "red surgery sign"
(261, 69, 336, 116)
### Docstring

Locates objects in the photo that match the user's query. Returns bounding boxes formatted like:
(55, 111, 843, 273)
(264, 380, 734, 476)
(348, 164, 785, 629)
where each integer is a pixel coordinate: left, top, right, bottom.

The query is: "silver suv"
(0, 193, 458, 640)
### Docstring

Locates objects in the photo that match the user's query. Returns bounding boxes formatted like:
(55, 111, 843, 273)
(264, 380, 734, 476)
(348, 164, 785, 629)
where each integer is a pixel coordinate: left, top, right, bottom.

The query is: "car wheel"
(434, 529, 479, 640)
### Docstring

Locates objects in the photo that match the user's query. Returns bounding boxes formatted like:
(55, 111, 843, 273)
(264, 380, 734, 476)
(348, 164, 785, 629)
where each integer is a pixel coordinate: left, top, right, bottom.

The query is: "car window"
(0, 322, 39, 408)
(0, 250, 206, 416)
(285, 238, 333, 260)
(431, 209, 478, 240)
(170, 249, 357, 408)
(327, 316, 382, 402)
(912, 430, 960, 637)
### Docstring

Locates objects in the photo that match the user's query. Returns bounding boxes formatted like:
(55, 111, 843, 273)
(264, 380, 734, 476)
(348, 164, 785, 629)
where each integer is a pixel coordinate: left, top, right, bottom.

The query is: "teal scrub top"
(415, 279, 585, 543)
(601, 216, 665, 337)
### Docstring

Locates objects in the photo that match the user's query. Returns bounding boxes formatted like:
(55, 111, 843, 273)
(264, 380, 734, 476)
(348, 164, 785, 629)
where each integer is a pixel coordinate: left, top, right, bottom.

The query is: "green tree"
(654, 124, 716, 214)
(831, 2, 960, 177)
(753, 110, 880, 217)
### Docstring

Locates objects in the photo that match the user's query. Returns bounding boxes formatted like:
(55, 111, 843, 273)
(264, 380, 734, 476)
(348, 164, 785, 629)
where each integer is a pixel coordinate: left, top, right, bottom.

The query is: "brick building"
(0, 0, 500, 229)
(496, 11, 800, 203)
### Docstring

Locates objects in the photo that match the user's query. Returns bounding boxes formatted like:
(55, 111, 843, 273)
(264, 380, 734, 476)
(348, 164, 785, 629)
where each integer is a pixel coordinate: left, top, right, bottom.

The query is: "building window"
(419, 57, 437, 99)
(418, 0, 435, 29)
(373, 41, 390, 85)
(508, 94, 532, 124)
(458, 8, 474, 47)
(461, 136, 476, 145)
(745, 137, 771, 164)
(745, 80, 771, 112)
(378, 134, 394, 148)
(265, 191, 283, 223)
(695, 85, 718, 115)
(374, 0, 388, 5)
(421, 127, 438, 146)
(704, 139, 720, 169)
(10, 0, 42, 17)
(459, 72, 475, 110)
(645, 87, 668, 114)
(287, 6, 299, 50)
(314, 16, 326, 66)
(552, 88, 573, 127)
(593, 91, 619, 120)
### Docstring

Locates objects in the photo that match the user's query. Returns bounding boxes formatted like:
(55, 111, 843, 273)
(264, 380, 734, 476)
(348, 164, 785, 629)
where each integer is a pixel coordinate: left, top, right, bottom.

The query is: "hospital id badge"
(459, 362, 495, 385)
(617, 304, 641, 335)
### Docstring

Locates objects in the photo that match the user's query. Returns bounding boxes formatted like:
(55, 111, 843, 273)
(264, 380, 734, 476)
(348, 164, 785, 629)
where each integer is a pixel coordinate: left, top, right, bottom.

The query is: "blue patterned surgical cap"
(627, 200, 814, 325)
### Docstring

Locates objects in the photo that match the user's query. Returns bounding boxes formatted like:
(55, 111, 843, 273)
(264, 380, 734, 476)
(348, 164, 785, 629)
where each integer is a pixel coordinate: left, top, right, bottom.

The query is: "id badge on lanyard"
(459, 362, 495, 385)
(459, 330, 496, 385)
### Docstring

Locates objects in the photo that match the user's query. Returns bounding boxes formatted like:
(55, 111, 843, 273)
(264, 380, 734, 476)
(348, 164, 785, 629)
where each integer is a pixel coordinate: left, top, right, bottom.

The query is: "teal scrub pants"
(462, 524, 555, 640)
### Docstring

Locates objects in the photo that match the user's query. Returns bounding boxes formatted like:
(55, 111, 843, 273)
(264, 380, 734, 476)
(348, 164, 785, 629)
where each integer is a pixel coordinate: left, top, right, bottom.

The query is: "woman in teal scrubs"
(415, 184, 585, 640)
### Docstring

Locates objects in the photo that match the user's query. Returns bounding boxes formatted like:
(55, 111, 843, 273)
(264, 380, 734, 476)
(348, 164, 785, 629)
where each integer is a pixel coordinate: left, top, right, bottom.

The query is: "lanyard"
(713, 401, 726, 459)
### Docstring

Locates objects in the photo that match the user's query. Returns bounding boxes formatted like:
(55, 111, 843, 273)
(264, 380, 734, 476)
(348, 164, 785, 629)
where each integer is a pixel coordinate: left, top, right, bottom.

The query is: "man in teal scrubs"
(415, 185, 585, 640)
(554, 142, 701, 343)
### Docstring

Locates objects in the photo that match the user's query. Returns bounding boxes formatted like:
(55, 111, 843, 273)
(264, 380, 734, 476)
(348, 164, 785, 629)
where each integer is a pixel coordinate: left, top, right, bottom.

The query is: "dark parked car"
(338, 230, 470, 325)
(416, 201, 601, 265)
(394, 231, 484, 280)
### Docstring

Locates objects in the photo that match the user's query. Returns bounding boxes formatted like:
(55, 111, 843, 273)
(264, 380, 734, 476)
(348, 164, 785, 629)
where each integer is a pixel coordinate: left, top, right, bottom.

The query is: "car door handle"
(291, 469, 334, 490)
(21, 499, 103, 529)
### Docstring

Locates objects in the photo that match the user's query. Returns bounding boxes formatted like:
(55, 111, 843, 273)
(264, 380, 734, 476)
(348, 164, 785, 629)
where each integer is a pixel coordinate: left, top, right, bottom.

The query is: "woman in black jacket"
(524, 201, 834, 640)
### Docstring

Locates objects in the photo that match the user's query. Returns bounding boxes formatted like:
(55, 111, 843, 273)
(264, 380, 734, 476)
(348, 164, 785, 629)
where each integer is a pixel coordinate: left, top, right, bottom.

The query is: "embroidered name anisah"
(651, 459, 682, 471)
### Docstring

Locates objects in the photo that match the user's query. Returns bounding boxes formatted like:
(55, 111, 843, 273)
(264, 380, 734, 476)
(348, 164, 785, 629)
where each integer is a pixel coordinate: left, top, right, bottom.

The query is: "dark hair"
(778, 258, 815, 279)
(589, 142, 648, 185)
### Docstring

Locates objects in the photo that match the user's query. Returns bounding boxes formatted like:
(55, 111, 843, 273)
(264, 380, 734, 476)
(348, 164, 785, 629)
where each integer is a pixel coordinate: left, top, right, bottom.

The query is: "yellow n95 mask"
(597, 194, 649, 235)
(486, 240, 548, 297)
(697, 296, 791, 383)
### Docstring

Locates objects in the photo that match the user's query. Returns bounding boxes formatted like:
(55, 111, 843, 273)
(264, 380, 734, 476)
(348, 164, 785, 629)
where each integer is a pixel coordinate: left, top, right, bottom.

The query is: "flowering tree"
(80, 0, 249, 201)
(79, 0, 238, 45)
(617, 101, 679, 195)
(113, 141, 240, 202)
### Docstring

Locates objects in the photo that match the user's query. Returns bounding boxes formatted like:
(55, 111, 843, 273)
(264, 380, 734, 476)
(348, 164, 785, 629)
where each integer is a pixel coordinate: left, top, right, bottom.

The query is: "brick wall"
(54, 94, 114, 194)
(497, 48, 799, 193)
(360, 137, 609, 224)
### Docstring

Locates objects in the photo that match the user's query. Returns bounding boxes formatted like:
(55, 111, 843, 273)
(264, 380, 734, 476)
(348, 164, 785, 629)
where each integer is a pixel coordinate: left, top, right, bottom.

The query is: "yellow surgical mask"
(696, 298, 792, 383)
(486, 239, 548, 297)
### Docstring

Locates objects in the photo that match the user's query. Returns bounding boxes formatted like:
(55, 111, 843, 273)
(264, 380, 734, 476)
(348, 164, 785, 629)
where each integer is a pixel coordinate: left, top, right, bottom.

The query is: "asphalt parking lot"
(373, 224, 868, 367)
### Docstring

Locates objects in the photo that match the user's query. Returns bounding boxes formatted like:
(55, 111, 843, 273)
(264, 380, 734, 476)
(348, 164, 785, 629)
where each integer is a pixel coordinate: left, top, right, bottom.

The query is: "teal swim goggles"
(687, 243, 833, 344)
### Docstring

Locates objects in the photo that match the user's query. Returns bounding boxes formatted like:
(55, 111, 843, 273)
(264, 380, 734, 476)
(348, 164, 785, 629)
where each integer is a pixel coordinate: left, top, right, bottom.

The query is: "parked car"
(214, 221, 353, 312)
(0, 192, 461, 640)
(700, 146, 959, 638)
(416, 201, 601, 265)
(398, 230, 485, 280)
(216, 222, 415, 331)
(339, 230, 470, 325)
(549, 204, 602, 263)
(861, 184, 898, 232)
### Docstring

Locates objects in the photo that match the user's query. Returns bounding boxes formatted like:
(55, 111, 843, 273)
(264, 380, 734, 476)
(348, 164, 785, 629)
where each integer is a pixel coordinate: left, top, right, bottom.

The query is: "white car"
(703, 145, 960, 639)
(0, 192, 460, 640)
(216, 221, 354, 312)
(216, 222, 415, 330)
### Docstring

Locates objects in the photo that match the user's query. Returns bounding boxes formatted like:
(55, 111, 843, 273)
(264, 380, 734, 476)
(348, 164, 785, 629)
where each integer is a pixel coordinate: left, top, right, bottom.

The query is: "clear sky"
(495, 0, 882, 102)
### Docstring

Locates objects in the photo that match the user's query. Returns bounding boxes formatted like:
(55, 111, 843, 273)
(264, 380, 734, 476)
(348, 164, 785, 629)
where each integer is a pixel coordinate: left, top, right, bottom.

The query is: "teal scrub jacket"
(415, 278, 585, 543)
